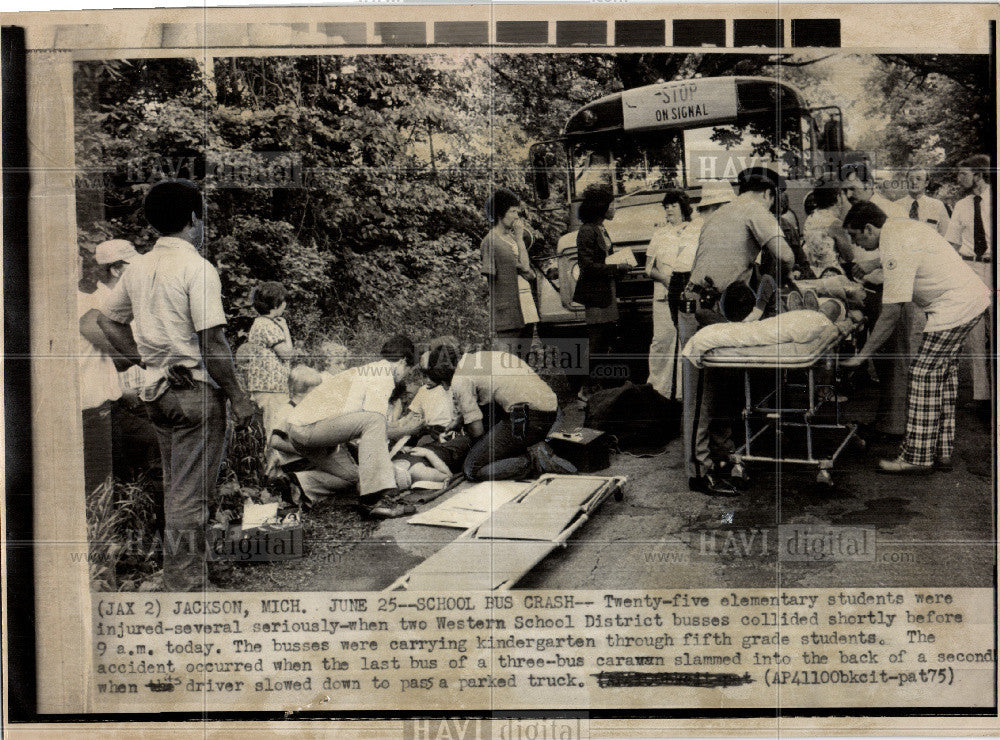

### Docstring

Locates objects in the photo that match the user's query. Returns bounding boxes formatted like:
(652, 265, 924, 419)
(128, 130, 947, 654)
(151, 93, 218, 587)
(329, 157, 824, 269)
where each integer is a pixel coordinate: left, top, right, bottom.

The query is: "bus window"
(571, 143, 614, 196)
(684, 110, 805, 183)
(611, 132, 684, 197)
(570, 133, 683, 198)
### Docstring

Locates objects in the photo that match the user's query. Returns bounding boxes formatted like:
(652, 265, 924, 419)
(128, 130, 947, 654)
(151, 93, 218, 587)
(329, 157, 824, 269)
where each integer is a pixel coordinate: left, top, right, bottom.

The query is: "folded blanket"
(682, 310, 835, 368)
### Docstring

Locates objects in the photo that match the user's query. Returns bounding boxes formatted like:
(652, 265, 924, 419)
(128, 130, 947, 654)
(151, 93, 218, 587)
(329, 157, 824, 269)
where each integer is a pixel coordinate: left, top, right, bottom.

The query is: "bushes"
(85, 474, 160, 591)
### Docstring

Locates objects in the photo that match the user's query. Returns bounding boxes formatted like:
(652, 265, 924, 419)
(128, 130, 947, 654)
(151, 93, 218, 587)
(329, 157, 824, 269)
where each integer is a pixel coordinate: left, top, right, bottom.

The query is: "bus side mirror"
(820, 119, 843, 154)
(531, 147, 551, 202)
(528, 141, 568, 210)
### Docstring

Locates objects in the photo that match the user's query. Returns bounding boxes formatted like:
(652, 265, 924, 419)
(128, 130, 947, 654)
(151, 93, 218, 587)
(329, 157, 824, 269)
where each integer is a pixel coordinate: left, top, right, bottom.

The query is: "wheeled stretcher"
(700, 317, 866, 487)
(386, 474, 626, 591)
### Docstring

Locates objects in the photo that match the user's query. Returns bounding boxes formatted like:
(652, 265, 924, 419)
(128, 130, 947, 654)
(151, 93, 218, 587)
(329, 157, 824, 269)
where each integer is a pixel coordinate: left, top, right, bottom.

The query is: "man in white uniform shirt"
(894, 166, 950, 236)
(945, 154, 993, 410)
(843, 163, 924, 440)
(77, 240, 136, 495)
(843, 202, 990, 474)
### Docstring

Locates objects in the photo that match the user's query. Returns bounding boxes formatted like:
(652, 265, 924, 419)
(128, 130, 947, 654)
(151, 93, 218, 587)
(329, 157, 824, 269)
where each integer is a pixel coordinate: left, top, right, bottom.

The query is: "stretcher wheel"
(816, 470, 834, 487)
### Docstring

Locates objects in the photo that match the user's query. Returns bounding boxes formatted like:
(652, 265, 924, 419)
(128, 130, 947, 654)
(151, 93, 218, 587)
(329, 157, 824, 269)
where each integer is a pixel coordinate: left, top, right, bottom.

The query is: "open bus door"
(526, 140, 585, 333)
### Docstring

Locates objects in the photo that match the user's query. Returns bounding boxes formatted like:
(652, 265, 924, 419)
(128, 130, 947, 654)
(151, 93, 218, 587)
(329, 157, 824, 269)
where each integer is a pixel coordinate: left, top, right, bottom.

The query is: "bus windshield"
(570, 109, 811, 197)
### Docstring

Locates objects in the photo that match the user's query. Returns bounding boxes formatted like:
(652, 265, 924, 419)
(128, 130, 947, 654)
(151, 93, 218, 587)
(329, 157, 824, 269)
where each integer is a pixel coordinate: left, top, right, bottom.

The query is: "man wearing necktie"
(894, 166, 951, 237)
(946, 154, 994, 413)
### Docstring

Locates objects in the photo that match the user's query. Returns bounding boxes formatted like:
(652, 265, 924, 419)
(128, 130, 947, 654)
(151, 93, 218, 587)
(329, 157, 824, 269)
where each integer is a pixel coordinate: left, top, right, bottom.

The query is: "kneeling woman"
(424, 345, 573, 480)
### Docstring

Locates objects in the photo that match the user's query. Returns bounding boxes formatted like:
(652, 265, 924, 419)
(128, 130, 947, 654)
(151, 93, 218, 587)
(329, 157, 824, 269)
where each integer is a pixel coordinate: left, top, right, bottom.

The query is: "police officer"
(678, 167, 795, 496)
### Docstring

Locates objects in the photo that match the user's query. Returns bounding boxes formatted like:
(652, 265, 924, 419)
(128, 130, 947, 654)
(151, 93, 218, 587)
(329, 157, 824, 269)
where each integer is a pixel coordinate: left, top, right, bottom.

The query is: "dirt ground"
(213, 372, 995, 592)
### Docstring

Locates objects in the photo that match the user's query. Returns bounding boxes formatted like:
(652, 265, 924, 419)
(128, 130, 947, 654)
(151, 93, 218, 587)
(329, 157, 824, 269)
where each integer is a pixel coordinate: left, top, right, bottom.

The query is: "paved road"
(217, 379, 993, 592)
(366, 396, 994, 591)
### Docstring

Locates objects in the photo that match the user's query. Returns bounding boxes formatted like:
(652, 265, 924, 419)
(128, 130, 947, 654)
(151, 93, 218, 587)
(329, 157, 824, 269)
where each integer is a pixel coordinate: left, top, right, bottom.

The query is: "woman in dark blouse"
(572, 183, 630, 400)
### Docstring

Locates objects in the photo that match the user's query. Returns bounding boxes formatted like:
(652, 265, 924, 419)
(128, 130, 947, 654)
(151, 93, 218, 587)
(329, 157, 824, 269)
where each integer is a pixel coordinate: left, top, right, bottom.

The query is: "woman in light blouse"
(480, 188, 537, 361)
(645, 189, 701, 400)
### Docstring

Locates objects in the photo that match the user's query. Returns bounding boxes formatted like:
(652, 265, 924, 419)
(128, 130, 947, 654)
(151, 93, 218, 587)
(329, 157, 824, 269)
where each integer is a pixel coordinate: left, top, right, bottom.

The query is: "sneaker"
(802, 289, 820, 311)
(689, 474, 739, 497)
(786, 291, 804, 311)
(877, 456, 933, 474)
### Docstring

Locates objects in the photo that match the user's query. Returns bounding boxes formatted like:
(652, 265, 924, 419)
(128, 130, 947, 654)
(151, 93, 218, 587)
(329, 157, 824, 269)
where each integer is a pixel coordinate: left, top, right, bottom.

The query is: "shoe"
(369, 500, 417, 519)
(802, 289, 820, 311)
(689, 474, 739, 497)
(934, 457, 954, 472)
(786, 291, 804, 311)
(356, 489, 396, 514)
(877, 456, 933, 474)
(529, 442, 578, 475)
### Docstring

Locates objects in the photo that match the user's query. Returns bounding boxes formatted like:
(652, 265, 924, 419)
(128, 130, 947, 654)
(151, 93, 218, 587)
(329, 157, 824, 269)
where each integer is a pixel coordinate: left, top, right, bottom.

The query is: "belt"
(962, 254, 991, 263)
(680, 280, 721, 312)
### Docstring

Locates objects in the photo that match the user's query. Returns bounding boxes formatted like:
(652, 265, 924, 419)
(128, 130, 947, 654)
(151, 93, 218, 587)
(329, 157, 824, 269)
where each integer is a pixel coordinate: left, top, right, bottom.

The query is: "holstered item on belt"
(509, 402, 529, 442)
(680, 278, 721, 314)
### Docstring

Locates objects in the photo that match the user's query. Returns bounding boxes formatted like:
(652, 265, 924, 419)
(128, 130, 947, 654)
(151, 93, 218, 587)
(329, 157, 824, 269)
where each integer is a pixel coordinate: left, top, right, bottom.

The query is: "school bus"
(527, 75, 858, 341)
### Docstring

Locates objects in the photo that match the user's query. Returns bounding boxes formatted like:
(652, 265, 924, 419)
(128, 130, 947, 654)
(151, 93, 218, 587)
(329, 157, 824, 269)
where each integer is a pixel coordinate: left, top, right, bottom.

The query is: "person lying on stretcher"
(697, 273, 858, 327)
(682, 298, 848, 368)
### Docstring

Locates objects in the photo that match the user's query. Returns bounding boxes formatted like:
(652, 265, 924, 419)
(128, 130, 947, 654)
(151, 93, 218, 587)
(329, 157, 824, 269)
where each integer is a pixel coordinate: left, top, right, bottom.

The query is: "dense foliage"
(75, 52, 991, 349)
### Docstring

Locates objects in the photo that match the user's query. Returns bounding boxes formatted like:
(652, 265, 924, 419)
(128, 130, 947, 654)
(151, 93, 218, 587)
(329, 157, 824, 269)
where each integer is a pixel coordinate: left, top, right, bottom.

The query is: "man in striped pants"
(842, 201, 991, 473)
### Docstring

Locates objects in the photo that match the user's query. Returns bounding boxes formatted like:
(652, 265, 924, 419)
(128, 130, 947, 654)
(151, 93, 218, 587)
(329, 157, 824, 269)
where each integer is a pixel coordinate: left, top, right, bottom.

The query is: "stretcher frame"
(386, 474, 627, 591)
(701, 328, 863, 487)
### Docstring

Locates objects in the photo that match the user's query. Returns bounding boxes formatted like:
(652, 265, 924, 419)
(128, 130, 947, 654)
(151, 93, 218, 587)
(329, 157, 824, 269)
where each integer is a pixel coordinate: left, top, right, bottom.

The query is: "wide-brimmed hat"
(697, 181, 736, 209)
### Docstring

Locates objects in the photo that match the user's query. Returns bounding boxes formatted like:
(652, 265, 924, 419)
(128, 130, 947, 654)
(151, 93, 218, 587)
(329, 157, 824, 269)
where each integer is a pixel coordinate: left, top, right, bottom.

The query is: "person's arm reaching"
(841, 302, 902, 367)
(764, 235, 795, 278)
(198, 325, 256, 425)
(388, 411, 425, 440)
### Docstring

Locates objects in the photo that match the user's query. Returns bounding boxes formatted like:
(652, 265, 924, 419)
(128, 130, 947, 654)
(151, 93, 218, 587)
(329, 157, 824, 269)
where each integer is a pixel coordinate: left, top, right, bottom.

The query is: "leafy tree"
(859, 55, 990, 170)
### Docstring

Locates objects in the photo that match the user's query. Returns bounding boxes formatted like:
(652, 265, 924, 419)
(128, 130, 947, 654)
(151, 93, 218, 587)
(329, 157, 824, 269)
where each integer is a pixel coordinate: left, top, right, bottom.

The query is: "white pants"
(647, 298, 679, 400)
(288, 412, 395, 497)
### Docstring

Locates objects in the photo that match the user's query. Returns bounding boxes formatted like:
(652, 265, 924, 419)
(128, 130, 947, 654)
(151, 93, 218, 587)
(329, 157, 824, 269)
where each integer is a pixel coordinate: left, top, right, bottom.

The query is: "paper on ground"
(407, 480, 530, 529)
(242, 502, 280, 529)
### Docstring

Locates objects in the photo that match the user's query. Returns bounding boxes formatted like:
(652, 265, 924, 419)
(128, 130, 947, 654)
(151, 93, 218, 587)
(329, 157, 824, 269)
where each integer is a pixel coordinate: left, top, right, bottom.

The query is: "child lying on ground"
(392, 446, 453, 489)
